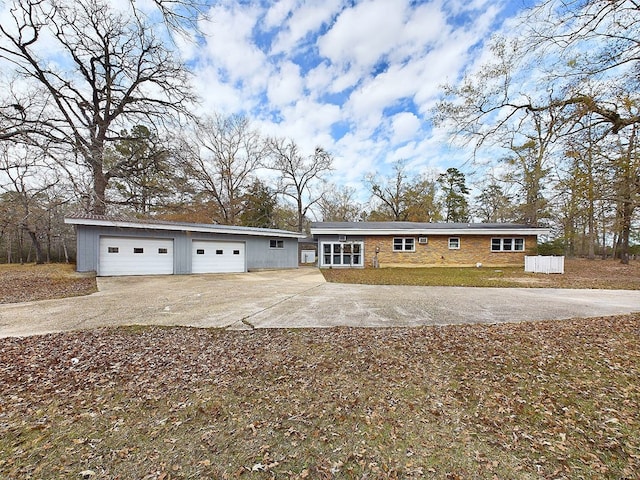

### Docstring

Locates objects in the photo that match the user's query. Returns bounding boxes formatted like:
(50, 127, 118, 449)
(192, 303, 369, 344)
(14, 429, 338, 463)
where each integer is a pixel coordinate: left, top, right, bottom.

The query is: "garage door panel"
(99, 237, 174, 276)
(192, 240, 245, 273)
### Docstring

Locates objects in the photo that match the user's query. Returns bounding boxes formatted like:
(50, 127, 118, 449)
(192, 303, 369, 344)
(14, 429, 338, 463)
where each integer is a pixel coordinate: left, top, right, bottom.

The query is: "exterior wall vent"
(418, 237, 428, 244)
(338, 235, 347, 242)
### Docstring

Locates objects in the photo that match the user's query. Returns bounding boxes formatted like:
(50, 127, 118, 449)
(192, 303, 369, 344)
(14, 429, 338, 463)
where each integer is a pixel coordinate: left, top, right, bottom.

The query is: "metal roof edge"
(64, 217, 306, 238)
(310, 227, 550, 236)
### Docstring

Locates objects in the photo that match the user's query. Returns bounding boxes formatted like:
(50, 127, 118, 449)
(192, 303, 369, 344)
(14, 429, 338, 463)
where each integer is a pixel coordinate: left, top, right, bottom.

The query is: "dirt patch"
(0, 263, 97, 304)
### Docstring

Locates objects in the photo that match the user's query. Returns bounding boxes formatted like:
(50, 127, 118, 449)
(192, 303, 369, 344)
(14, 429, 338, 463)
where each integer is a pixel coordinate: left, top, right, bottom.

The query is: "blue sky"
(184, 0, 533, 200)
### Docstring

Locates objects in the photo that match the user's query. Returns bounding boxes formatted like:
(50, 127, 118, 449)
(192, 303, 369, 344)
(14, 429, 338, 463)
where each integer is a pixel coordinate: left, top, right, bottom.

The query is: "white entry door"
(191, 240, 245, 273)
(99, 237, 174, 276)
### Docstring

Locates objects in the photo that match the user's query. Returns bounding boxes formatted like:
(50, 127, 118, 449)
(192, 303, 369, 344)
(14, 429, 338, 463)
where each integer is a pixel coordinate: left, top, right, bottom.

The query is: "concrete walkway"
(0, 268, 639, 337)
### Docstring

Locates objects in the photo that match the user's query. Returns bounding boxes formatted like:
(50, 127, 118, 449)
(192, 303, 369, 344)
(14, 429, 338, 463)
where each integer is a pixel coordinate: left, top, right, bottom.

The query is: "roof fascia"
(64, 217, 306, 238)
(310, 227, 551, 236)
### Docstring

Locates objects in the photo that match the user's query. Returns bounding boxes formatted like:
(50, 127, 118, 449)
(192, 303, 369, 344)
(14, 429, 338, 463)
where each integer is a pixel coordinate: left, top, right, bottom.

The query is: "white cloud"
(270, 0, 345, 55)
(201, 3, 268, 85)
(318, 0, 408, 71)
(264, 0, 298, 29)
(191, 66, 246, 114)
(391, 112, 421, 143)
(281, 99, 342, 144)
(267, 61, 304, 107)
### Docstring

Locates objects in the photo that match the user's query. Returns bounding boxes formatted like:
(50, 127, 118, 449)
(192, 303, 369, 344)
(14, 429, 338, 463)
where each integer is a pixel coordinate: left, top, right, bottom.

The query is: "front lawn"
(321, 258, 640, 290)
(1, 315, 639, 479)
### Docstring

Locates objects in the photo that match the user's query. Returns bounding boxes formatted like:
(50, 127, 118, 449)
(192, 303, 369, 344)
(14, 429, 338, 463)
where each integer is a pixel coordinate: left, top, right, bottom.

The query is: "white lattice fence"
(524, 255, 565, 274)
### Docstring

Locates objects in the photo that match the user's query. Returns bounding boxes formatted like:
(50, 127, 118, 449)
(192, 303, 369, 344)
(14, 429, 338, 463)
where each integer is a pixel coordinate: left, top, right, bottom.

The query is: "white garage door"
(192, 240, 245, 273)
(99, 237, 174, 276)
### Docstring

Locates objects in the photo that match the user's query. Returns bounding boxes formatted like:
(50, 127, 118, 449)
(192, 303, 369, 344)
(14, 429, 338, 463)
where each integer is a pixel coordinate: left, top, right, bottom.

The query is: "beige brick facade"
(363, 235, 538, 268)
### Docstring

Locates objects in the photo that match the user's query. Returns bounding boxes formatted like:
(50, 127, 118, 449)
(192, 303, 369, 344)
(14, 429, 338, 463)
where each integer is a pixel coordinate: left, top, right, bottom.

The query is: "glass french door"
(321, 242, 363, 267)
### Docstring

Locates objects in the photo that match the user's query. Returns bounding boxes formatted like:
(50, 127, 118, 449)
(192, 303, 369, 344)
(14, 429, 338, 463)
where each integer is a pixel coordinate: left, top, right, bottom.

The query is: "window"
(216, 249, 223, 255)
(107, 247, 119, 253)
(233, 250, 240, 255)
(393, 237, 415, 252)
(321, 242, 364, 267)
(158, 248, 168, 254)
(491, 238, 525, 252)
(196, 249, 205, 255)
(133, 247, 144, 254)
(448, 237, 460, 250)
(270, 239, 284, 249)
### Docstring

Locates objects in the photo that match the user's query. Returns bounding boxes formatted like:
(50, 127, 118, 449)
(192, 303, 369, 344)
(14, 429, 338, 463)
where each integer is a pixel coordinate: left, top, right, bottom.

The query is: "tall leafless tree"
(366, 160, 441, 222)
(0, 0, 197, 215)
(0, 144, 64, 263)
(266, 138, 333, 233)
(435, 1, 640, 262)
(180, 115, 268, 225)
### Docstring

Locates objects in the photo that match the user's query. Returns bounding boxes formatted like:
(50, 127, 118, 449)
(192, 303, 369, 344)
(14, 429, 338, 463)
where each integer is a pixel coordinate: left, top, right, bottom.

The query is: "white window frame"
(448, 237, 460, 250)
(491, 237, 525, 252)
(393, 237, 415, 252)
(269, 239, 284, 249)
(320, 241, 364, 267)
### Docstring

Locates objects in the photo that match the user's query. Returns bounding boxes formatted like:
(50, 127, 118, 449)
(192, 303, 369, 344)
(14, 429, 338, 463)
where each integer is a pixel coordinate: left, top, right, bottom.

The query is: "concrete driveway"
(1, 268, 639, 337)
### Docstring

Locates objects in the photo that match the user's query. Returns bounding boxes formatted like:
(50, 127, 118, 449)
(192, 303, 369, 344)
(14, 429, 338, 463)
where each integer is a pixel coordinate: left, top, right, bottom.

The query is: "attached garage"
(99, 236, 174, 276)
(66, 215, 304, 276)
(192, 240, 245, 273)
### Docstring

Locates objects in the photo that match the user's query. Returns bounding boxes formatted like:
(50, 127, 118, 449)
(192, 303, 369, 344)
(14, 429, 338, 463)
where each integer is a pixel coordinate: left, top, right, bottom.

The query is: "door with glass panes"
(321, 242, 363, 267)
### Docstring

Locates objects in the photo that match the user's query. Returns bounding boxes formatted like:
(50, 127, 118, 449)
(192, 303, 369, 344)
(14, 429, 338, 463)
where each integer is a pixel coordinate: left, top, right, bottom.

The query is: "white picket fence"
(524, 255, 565, 274)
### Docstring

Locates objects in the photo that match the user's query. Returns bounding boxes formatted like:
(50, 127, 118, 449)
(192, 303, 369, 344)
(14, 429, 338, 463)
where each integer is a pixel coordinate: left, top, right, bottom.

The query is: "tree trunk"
(92, 166, 108, 215)
(620, 201, 632, 265)
(62, 236, 69, 263)
(587, 216, 595, 260)
(601, 204, 607, 260)
(297, 196, 304, 233)
(26, 229, 45, 264)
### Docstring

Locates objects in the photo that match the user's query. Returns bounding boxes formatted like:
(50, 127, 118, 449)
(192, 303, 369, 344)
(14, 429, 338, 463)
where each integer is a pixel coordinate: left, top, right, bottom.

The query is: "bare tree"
(435, 2, 640, 262)
(181, 115, 267, 225)
(266, 138, 333, 232)
(318, 184, 364, 222)
(436, 3, 640, 146)
(609, 123, 640, 264)
(366, 160, 441, 222)
(0, 0, 196, 215)
(0, 144, 64, 264)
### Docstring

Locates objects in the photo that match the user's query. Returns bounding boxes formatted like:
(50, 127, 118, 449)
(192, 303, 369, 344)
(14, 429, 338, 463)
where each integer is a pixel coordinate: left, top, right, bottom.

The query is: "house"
(65, 215, 306, 276)
(310, 221, 550, 268)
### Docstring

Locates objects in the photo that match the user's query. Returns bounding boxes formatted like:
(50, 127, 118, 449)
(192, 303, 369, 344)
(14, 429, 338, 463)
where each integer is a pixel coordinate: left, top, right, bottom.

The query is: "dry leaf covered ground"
(0, 264, 96, 304)
(1, 260, 639, 479)
(1, 316, 639, 479)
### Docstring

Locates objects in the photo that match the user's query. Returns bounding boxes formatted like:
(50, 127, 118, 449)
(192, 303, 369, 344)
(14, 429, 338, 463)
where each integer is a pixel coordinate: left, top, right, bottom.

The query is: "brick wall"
(363, 235, 538, 268)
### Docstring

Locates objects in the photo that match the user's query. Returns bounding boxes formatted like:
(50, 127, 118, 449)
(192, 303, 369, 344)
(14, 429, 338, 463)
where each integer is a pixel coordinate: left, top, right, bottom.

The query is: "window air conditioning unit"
(338, 235, 347, 242)
(418, 237, 428, 244)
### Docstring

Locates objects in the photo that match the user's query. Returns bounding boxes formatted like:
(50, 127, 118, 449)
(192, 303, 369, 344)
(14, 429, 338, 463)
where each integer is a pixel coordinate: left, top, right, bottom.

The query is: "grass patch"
(1, 315, 639, 479)
(322, 265, 525, 287)
(321, 258, 640, 290)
